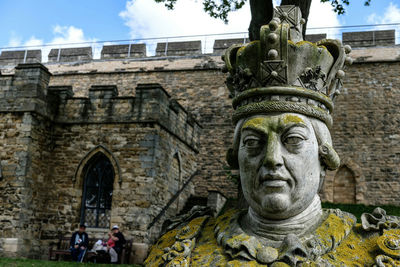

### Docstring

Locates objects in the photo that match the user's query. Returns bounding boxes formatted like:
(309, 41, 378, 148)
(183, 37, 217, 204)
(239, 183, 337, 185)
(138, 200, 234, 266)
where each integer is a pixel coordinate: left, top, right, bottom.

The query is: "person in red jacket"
(108, 225, 126, 263)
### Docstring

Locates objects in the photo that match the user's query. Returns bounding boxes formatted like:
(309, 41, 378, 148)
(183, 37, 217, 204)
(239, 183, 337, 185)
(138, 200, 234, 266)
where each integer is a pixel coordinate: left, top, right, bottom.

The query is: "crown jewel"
(223, 5, 353, 127)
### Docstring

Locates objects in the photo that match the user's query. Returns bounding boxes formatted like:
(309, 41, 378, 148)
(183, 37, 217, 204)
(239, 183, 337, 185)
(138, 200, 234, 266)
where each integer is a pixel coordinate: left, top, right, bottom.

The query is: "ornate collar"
(214, 209, 356, 265)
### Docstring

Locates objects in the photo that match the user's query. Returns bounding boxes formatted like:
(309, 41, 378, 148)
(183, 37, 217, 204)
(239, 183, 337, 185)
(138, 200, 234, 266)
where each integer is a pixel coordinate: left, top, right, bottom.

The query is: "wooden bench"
(48, 236, 133, 263)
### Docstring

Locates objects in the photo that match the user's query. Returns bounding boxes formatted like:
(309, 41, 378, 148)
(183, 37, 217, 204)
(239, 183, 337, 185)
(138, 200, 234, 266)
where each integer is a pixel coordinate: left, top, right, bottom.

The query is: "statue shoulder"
(318, 208, 400, 266)
(144, 206, 212, 266)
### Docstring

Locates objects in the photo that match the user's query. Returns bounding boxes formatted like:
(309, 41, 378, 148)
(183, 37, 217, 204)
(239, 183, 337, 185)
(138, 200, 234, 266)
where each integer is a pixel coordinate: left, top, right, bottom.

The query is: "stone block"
(101, 44, 146, 59)
(305, 34, 327, 43)
(156, 41, 202, 56)
(207, 190, 227, 217)
(0, 50, 41, 66)
(131, 242, 149, 264)
(48, 86, 74, 100)
(213, 38, 248, 54)
(48, 47, 92, 62)
(1, 238, 19, 253)
(13, 63, 51, 101)
(89, 85, 118, 99)
(343, 30, 395, 48)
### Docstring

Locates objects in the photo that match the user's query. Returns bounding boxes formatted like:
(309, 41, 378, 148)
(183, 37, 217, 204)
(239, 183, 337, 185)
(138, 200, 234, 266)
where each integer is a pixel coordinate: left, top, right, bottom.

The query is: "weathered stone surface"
(305, 34, 327, 43)
(213, 38, 248, 54)
(48, 47, 93, 62)
(343, 30, 395, 48)
(206, 191, 227, 216)
(1, 40, 400, 263)
(0, 64, 200, 262)
(101, 44, 146, 59)
(0, 50, 41, 66)
(42, 47, 400, 206)
(156, 41, 202, 56)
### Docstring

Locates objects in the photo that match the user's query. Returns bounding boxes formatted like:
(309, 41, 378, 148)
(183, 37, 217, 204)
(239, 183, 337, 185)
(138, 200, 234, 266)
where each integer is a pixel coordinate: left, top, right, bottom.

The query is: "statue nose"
(263, 135, 284, 169)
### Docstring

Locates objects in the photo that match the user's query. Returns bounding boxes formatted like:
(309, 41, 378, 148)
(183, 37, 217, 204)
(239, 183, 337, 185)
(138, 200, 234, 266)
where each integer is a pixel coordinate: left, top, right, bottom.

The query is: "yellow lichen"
(283, 114, 304, 124)
(192, 216, 228, 266)
(227, 259, 268, 266)
(287, 39, 328, 51)
(146, 209, 388, 266)
(176, 216, 209, 240)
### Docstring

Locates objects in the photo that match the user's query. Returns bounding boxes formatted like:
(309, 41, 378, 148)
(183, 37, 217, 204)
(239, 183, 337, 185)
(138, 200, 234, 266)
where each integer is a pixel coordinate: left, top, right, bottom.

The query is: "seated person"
(69, 224, 89, 262)
(91, 232, 118, 263)
(108, 225, 126, 263)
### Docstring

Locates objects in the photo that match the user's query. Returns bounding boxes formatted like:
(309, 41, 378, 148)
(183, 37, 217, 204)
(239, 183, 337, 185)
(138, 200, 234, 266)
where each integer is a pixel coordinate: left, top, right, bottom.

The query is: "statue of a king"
(145, 3, 400, 267)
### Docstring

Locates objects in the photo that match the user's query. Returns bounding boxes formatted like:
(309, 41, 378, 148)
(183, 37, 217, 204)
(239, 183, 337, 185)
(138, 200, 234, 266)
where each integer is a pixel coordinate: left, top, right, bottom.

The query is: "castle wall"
(40, 50, 400, 206)
(0, 64, 200, 262)
(46, 63, 238, 199)
(322, 61, 400, 206)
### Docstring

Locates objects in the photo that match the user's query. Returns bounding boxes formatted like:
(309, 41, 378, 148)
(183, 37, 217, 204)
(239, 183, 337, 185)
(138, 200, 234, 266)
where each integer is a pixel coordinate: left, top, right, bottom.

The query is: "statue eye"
(284, 136, 304, 145)
(244, 137, 261, 148)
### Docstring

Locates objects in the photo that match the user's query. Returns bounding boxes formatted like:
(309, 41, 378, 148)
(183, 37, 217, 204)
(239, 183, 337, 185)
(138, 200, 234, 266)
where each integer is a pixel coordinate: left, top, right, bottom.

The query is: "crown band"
(232, 100, 333, 127)
(232, 86, 334, 112)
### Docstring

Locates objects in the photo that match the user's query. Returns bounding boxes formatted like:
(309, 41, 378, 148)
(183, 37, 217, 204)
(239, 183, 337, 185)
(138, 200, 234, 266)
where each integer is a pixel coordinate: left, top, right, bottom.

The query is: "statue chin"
(261, 194, 290, 215)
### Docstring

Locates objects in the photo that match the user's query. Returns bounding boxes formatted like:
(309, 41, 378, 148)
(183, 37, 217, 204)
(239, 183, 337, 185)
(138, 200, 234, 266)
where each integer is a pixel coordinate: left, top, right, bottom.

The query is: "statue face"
(238, 113, 321, 220)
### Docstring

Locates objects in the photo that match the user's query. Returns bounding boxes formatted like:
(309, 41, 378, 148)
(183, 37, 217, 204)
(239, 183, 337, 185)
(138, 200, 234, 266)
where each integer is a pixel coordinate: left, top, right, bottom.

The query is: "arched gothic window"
(80, 153, 114, 228)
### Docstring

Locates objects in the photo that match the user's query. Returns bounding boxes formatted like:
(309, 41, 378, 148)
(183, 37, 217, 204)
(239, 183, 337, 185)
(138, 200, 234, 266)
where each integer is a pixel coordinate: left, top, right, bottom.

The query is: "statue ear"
(319, 142, 340, 170)
(226, 148, 239, 169)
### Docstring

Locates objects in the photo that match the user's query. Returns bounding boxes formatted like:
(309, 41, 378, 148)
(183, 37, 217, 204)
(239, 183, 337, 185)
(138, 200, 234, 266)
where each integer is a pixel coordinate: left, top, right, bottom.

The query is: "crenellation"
(48, 85, 74, 100)
(156, 41, 202, 57)
(101, 44, 147, 59)
(48, 47, 93, 63)
(0, 50, 41, 66)
(343, 30, 395, 48)
(49, 82, 200, 151)
(305, 34, 327, 43)
(88, 85, 118, 99)
(213, 38, 249, 54)
(0, 31, 398, 67)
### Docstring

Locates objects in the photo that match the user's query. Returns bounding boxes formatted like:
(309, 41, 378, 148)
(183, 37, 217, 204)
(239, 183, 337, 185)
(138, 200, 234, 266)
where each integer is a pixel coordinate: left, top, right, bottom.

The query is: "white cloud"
(7, 33, 43, 48)
(24, 37, 44, 47)
(366, 2, 400, 44)
(306, 1, 341, 39)
(119, 0, 250, 54)
(8, 32, 22, 47)
(51, 25, 96, 45)
(5, 25, 100, 62)
(119, 0, 250, 37)
(45, 25, 101, 60)
(367, 2, 400, 24)
(119, 0, 340, 54)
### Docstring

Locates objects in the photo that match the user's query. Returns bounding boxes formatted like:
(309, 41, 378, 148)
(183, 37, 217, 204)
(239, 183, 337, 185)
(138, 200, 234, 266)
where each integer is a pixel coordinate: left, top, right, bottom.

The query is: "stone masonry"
(0, 63, 201, 263)
(18, 43, 398, 207)
(1, 31, 400, 261)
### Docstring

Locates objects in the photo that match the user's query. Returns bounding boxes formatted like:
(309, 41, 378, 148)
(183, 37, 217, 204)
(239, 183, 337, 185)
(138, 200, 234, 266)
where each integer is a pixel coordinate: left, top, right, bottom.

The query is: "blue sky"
(0, 0, 399, 56)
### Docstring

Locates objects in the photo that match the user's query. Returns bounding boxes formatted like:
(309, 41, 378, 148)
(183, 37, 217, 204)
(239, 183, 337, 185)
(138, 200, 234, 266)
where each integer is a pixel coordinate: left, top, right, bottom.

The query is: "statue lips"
(257, 173, 293, 192)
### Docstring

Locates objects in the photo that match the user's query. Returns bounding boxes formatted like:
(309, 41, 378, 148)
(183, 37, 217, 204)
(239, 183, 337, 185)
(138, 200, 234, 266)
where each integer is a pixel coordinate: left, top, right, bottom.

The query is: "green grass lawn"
(0, 258, 142, 267)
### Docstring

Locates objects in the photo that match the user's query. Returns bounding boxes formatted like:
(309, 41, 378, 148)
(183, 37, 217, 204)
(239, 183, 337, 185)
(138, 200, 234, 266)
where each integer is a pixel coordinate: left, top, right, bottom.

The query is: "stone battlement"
(0, 30, 397, 66)
(0, 63, 201, 151)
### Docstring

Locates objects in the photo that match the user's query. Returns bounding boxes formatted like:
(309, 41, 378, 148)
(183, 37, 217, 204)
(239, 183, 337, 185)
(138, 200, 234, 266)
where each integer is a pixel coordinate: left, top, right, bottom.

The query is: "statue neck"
(242, 196, 323, 242)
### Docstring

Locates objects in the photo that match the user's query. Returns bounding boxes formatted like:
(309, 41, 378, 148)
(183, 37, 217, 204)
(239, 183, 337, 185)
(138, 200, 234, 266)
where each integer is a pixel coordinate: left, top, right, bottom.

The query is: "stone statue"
(145, 5, 400, 267)
(249, 0, 312, 41)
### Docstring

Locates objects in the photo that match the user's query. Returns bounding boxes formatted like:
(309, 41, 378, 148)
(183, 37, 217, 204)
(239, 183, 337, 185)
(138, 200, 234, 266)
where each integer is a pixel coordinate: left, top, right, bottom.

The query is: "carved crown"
(223, 5, 353, 127)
